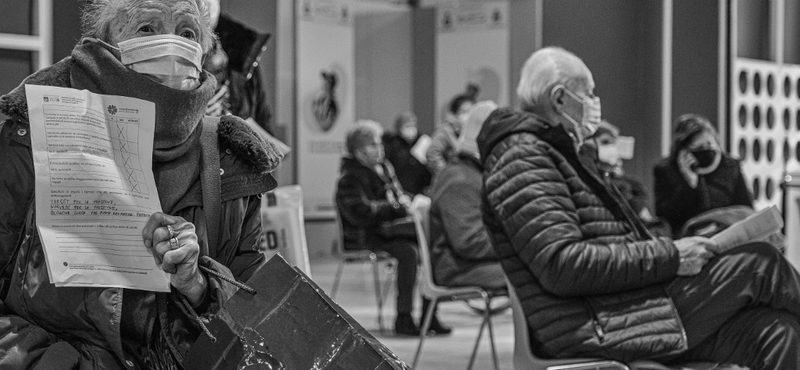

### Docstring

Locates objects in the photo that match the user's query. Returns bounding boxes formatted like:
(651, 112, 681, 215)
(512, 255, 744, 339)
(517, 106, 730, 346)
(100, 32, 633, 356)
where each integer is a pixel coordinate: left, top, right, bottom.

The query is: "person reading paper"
(0, 0, 281, 368)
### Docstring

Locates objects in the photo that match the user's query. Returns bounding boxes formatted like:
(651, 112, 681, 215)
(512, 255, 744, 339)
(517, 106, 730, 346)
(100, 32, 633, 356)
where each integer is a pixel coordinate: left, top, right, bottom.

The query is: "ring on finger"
(166, 224, 177, 238)
(169, 236, 180, 250)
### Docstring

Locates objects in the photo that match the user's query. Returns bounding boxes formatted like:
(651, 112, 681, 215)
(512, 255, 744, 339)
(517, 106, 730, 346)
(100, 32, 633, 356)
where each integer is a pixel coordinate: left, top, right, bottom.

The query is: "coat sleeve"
(731, 164, 754, 208)
(335, 173, 406, 228)
(437, 170, 496, 261)
(485, 140, 678, 297)
(0, 119, 34, 281)
(653, 162, 701, 231)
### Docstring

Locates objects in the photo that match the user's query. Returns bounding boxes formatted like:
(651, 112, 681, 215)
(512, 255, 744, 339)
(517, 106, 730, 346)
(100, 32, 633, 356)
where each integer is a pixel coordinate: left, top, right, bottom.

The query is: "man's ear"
(550, 85, 566, 113)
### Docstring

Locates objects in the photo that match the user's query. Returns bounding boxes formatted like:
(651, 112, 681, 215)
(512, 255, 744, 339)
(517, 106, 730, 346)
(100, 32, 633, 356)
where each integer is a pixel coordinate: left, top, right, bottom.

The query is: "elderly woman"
(653, 114, 753, 237)
(0, 0, 281, 369)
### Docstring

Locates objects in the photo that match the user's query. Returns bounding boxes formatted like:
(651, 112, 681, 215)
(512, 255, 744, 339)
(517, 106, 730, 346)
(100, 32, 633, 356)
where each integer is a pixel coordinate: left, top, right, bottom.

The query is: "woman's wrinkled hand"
(678, 149, 699, 188)
(674, 236, 717, 276)
(142, 212, 207, 306)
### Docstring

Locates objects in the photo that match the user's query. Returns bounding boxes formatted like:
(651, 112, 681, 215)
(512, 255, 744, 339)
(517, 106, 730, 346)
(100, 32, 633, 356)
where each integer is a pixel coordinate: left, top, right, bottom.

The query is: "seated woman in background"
(429, 101, 505, 291)
(335, 120, 448, 336)
(653, 114, 753, 237)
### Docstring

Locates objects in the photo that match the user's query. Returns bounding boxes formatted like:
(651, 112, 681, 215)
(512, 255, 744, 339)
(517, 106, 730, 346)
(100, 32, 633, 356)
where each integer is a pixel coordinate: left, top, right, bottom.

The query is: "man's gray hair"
(517, 46, 590, 112)
(80, 0, 214, 53)
(345, 120, 383, 156)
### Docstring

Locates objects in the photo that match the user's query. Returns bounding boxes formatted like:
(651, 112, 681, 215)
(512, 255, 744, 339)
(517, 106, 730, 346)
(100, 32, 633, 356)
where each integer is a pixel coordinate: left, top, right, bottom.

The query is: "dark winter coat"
(335, 157, 408, 251)
(0, 55, 278, 369)
(383, 133, 432, 196)
(429, 153, 498, 285)
(653, 155, 753, 237)
(477, 107, 687, 361)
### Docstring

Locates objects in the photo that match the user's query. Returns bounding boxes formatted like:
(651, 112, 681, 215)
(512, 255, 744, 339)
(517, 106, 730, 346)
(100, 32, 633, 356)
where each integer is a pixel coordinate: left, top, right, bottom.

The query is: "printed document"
(711, 205, 783, 253)
(26, 84, 169, 292)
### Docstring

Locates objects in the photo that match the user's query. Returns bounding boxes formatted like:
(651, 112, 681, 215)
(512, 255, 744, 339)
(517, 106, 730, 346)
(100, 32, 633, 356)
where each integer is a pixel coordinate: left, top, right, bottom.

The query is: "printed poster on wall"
(296, 0, 355, 219)
(436, 1, 509, 120)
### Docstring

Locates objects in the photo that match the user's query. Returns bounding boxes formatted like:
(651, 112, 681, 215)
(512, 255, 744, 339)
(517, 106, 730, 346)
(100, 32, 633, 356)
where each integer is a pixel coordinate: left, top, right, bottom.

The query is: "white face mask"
(118, 34, 203, 90)
(400, 126, 418, 141)
(597, 144, 621, 166)
(559, 86, 602, 145)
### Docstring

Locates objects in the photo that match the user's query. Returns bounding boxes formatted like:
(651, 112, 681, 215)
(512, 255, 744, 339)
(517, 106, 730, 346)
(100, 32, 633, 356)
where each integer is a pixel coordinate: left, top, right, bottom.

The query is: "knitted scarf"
(70, 39, 215, 214)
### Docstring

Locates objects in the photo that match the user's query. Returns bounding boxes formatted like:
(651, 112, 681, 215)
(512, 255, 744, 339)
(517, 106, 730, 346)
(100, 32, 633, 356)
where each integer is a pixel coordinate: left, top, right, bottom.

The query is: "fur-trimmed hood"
(0, 56, 282, 175)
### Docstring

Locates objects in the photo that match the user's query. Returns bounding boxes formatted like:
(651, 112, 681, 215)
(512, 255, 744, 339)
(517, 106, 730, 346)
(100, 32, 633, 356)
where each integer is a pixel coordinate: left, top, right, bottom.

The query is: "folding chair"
(331, 210, 396, 333)
(504, 279, 744, 370)
(410, 198, 507, 370)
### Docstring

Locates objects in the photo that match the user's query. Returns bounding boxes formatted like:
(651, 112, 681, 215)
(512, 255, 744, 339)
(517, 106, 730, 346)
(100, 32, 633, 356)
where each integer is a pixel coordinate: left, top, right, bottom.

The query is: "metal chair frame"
(410, 199, 505, 370)
(331, 211, 396, 333)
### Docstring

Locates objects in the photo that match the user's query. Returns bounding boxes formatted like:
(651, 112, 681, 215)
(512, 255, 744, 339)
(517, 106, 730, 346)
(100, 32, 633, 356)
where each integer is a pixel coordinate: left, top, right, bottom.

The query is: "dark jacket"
(429, 153, 498, 285)
(205, 14, 272, 133)
(335, 157, 408, 250)
(383, 133, 432, 195)
(477, 107, 686, 361)
(0, 59, 278, 369)
(653, 155, 752, 237)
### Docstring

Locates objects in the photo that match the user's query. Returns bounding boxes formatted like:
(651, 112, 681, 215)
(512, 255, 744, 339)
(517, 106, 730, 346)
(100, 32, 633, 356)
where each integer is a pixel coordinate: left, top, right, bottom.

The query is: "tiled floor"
(308, 256, 514, 370)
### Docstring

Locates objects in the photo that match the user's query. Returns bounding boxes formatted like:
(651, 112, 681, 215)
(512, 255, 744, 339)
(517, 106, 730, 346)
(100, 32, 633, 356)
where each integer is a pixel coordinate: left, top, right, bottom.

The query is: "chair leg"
(331, 259, 345, 299)
(380, 261, 395, 305)
(467, 291, 497, 370)
(466, 310, 488, 370)
(412, 297, 438, 370)
(370, 253, 384, 333)
(485, 295, 499, 370)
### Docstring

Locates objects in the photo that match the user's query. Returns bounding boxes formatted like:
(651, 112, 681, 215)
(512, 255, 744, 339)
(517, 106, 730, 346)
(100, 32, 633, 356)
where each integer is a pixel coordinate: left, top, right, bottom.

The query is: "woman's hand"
(142, 212, 207, 306)
(677, 149, 699, 188)
(674, 236, 717, 276)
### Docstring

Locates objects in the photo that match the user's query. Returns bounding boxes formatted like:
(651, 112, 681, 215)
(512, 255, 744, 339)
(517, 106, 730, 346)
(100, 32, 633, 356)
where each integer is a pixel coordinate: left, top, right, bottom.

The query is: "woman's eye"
(180, 30, 196, 40)
(138, 25, 154, 33)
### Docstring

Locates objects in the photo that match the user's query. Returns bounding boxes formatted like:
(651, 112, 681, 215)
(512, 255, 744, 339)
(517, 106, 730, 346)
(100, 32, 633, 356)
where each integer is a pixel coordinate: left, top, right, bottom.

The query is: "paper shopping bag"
(225, 255, 409, 370)
(260, 186, 312, 277)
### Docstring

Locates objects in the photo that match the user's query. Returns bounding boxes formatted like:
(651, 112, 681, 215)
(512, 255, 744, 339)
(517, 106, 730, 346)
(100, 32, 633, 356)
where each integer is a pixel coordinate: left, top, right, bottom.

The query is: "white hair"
(346, 120, 383, 155)
(517, 46, 591, 112)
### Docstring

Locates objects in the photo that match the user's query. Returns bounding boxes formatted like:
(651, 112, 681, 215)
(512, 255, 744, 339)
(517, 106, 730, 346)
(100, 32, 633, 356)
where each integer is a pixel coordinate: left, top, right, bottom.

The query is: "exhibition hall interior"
(1, 0, 800, 369)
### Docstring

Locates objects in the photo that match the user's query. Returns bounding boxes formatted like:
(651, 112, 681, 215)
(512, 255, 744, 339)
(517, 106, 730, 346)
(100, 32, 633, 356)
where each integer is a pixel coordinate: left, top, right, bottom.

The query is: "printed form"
(26, 84, 170, 292)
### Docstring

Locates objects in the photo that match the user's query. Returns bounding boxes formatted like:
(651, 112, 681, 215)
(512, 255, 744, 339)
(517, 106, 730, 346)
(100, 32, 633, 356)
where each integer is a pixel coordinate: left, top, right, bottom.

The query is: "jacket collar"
(477, 107, 576, 167)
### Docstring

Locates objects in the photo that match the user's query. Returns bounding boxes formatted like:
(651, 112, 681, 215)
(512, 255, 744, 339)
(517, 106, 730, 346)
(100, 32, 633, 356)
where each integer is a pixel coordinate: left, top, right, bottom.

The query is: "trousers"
(659, 242, 800, 369)
(376, 238, 418, 315)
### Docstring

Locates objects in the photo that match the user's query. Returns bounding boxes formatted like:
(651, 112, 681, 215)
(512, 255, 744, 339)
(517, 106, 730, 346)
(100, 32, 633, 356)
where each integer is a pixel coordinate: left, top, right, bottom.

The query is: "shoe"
(425, 315, 452, 336)
(395, 313, 421, 336)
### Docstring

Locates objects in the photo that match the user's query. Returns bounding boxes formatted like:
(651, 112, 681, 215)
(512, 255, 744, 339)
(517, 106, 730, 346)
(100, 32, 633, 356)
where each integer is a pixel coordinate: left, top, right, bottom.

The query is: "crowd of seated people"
(335, 120, 450, 337)
(332, 44, 795, 370)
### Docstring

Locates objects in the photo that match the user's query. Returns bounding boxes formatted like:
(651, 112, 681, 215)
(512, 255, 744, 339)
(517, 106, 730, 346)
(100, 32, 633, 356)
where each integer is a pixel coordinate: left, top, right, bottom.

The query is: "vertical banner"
(436, 1, 509, 118)
(297, 0, 355, 219)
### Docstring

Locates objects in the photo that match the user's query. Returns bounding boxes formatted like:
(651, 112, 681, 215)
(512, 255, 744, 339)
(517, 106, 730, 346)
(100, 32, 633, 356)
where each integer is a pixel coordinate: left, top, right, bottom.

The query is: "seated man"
(478, 46, 800, 368)
(429, 101, 505, 291)
(335, 120, 448, 336)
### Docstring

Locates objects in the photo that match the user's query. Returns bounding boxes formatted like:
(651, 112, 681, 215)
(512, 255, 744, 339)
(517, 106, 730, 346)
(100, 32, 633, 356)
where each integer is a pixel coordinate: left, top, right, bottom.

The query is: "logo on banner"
(312, 71, 340, 131)
(438, 3, 508, 33)
(300, 0, 351, 25)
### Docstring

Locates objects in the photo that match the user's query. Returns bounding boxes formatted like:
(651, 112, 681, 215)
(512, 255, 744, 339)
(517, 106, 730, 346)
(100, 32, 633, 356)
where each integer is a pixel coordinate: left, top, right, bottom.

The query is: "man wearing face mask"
(653, 114, 753, 237)
(478, 47, 800, 368)
(0, 1, 282, 368)
(383, 111, 433, 196)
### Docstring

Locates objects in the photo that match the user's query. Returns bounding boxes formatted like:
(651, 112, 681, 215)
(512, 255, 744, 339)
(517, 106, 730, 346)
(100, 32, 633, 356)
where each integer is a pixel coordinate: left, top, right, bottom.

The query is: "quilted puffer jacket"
(477, 107, 687, 361)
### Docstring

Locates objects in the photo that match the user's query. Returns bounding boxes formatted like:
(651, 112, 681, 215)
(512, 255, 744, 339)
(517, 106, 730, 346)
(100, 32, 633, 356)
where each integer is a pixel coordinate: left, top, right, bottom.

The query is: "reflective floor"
(308, 256, 514, 370)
